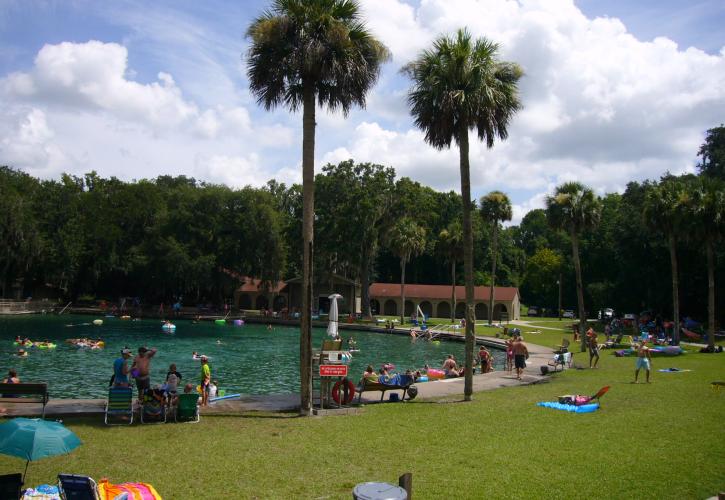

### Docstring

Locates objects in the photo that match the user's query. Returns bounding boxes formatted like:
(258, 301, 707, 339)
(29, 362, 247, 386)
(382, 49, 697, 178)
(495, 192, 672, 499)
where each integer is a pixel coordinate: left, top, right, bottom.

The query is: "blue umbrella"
(0, 418, 81, 481)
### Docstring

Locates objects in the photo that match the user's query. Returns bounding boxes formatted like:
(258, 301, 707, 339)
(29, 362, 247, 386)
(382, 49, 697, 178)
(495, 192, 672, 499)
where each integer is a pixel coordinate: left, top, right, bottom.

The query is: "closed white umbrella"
(327, 294, 343, 337)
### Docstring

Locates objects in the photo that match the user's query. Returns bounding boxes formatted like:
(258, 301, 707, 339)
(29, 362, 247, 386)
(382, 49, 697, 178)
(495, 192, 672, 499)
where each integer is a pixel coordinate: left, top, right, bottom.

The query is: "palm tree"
(480, 191, 512, 325)
(246, 0, 389, 415)
(387, 218, 426, 324)
(689, 176, 724, 349)
(643, 176, 689, 345)
(404, 29, 522, 400)
(545, 182, 601, 352)
(437, 221, 463, 323)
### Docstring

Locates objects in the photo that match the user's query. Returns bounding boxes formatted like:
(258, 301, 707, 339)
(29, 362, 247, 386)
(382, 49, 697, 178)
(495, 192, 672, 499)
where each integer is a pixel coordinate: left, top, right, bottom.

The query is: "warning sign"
(319, 365, 348, 377)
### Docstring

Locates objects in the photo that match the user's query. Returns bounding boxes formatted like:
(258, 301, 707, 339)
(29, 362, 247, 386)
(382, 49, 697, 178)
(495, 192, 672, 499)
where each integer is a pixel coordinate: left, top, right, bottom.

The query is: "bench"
(0, 383, 49, 418)
(357, 378, 413, 403)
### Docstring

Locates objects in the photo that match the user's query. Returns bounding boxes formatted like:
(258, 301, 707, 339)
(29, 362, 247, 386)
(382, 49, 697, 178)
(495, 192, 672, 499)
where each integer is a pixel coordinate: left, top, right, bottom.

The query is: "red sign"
(319, 365, 348, 377)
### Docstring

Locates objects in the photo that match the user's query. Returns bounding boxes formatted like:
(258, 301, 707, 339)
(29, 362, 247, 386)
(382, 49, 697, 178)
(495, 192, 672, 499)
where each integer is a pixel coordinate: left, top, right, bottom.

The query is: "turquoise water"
(0, 314, 504, 399)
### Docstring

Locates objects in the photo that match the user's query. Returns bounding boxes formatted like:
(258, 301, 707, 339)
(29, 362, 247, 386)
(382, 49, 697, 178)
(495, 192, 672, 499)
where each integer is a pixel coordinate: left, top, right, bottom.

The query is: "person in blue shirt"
(112, 348, 133, 387)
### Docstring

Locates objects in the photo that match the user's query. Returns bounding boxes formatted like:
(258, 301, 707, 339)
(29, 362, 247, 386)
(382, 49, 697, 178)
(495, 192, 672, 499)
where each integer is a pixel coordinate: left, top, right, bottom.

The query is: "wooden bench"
(0, 383, 49, 418)
(357, 378, 413, 403)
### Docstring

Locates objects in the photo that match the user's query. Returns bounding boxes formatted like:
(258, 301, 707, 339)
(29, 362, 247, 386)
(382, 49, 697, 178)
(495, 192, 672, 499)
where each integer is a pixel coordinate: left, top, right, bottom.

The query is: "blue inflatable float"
(537, 401, 599, 413)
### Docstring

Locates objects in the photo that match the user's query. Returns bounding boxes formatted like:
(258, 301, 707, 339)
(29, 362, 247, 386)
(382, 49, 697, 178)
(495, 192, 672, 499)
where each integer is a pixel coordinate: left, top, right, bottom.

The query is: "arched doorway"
(404, 300, 415, 317)
(475, 303, 488, 320)
(493, 303, 508, 320)
(419, 301, 433, 318)
(370, 299, 380, 315)
(273, 295, 286, 311)
(455, 302, 466, 319)
(238, 294, 251, 310)
(255, 295, 269, 310)
(383, 299, 397, 316)
(437, 301, 450, 319)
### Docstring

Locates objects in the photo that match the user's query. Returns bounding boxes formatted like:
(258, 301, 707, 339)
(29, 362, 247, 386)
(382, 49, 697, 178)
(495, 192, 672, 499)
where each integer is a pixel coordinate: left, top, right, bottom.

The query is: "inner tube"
(214, 319, 226, 325)
(233, 319, 244, 326)
(120, 315, 131, 320)
(162, 324, 176, 331)
(426, 369, 445, 379)
(92, 319, 103, 326)
(37, 343, 57, 349)
(331, 379, 356, 405)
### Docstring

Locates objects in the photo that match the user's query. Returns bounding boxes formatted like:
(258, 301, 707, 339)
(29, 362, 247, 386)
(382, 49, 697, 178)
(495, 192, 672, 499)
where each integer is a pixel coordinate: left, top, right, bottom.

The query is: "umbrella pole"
(23, 459, 29, 483)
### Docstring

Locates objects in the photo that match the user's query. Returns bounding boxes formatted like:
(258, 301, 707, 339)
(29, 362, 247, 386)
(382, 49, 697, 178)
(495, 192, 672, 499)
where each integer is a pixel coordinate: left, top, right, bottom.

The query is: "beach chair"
(57, 474, 100, 500)
(104, 386, 133, 425)
(175, 393, 200, 423)
(140, 388, 166, 424)
(554, 338, 570, 354)
(0, 473, 23, 500)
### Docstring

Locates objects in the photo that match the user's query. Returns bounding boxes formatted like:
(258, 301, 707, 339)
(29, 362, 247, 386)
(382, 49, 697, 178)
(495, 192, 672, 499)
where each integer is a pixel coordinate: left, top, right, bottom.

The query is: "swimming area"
(1, 314, 505, 399)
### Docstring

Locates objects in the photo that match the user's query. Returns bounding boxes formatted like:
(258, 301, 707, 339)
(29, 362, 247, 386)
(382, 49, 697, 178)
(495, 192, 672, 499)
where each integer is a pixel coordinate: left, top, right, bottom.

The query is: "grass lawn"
(1, 339, 723, 499)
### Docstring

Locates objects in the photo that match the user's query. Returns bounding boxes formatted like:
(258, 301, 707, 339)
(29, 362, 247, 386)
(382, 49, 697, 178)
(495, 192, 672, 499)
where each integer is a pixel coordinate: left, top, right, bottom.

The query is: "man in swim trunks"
(442, 355, 460, 377)
(512, 337, 529, 380)
(588, 330, 600, 368)
(112, 348, 133, 387)
(634, 342, 652, 383)
(132, 346, 157, 401)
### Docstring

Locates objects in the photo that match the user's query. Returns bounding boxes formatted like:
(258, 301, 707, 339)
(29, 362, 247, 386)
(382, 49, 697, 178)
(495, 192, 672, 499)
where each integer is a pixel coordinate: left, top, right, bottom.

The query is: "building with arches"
(368, 283, 520, 321)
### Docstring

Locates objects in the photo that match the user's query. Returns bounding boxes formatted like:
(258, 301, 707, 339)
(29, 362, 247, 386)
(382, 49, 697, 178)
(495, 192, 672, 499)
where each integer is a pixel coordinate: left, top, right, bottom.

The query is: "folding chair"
(105, 386, 133, 425)
(140, 388, 166, 424)
(57, 474, 100, 500)
(174, 393, 200, 423)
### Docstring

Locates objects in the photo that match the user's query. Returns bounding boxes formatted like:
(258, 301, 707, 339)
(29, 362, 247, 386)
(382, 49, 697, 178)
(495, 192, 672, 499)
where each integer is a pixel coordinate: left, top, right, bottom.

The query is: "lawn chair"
(174, 393, 200, 423)
(104, 386, 133, 425)
(0, 473, 23, 500)
(140, 388, 166, 424)
(554, 338, 570, 354)
(57, 474, 100, 500)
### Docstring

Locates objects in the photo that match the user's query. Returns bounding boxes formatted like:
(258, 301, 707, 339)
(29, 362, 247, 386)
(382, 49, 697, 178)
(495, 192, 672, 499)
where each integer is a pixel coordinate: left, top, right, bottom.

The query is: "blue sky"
(1, 0, 724, 223)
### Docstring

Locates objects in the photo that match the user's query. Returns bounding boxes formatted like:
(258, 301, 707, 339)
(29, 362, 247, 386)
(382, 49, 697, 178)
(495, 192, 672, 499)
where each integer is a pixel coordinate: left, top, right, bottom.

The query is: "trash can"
(352, 482, 407, 500)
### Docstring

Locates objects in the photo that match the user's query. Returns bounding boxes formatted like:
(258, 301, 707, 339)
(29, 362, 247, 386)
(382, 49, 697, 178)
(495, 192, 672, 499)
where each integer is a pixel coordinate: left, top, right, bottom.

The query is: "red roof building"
(369, 283, 520, 320)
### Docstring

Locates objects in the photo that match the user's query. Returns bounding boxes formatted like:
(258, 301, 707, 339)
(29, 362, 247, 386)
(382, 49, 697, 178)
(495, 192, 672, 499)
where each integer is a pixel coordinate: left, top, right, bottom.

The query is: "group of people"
(112, 346, 215, 407)
(66, 337, 105, 349)
(504, 336, 530, 380)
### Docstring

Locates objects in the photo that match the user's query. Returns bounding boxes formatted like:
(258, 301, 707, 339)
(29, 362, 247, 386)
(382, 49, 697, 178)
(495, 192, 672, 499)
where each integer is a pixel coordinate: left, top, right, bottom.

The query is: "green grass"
(1, 346, 723, 499)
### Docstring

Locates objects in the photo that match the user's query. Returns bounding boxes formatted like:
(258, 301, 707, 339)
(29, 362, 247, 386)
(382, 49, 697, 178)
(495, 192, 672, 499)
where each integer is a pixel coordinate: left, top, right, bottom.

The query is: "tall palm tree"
(480, 191, 512, 325)
(404, 29, 522, 400)
(246, 0, 389, 415)
(545, 182, 601, 352)
(643, 176, 688, 345)
(438, 221, 463, 323)
(689, 176, 724, 349)
(387, 218, 426, 324)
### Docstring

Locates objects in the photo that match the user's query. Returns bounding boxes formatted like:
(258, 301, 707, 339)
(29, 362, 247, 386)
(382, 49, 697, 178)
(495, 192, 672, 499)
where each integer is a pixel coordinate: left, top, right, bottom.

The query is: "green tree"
(404, 29, 522, 399)
(386, 218, 426, 324)
(643, 176, 691, 345)
(437, 221, 463, 322)
(246, 0, 389, 415)
(689, 176, 725, 348)
(522, 247, 563, 309)
(480, 191, 512, 324)
(546, 182, 601, 351)
(697, 125, 725, 179)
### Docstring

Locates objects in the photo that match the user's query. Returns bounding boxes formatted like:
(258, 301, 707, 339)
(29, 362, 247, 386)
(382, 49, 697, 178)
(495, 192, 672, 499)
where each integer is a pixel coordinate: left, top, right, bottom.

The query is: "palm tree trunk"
(400, 256, 406, 324)
(488, 223, 498, 325)
(705, 238, 715, 349)
(299, 84, 315, 416)
(360, 245, 372, 318)
(458, 126, 475, 401)
(450, 259, 456, 323)
(570, 229, 587, 352)
(706, 236, 715, 349)
(668, 232, 680, 345)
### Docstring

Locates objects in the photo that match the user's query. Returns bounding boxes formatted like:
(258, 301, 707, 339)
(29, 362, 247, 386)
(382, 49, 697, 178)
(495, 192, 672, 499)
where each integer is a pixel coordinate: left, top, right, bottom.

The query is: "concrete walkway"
(0, 336, 555, 418)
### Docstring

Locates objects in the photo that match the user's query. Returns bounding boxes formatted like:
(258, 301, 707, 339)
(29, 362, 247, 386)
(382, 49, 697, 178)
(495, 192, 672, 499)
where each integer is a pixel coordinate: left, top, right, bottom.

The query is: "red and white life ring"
(331, 379, 356, 405)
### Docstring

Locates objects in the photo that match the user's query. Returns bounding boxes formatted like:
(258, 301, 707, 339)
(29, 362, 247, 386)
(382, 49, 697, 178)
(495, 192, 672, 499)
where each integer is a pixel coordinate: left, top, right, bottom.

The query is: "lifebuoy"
(331, 379, 355, 405)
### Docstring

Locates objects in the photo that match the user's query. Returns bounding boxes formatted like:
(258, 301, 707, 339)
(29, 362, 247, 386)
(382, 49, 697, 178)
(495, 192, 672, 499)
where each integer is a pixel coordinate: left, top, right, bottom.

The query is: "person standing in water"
(200, 355, 211, 406)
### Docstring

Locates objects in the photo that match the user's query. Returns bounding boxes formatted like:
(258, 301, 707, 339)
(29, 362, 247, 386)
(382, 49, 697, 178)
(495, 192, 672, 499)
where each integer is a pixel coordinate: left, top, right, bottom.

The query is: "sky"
(1, 0, 724, 224)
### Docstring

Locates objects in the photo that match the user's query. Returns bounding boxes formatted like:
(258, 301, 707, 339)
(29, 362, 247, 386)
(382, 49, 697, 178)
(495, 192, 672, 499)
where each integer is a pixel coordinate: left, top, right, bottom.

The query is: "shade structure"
(327, 293, 343, 337)
(0, 418, 81, 480)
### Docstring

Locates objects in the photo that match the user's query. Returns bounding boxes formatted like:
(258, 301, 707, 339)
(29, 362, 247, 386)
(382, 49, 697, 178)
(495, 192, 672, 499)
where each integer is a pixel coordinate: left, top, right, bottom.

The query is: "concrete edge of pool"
(0, 343, 555, 418)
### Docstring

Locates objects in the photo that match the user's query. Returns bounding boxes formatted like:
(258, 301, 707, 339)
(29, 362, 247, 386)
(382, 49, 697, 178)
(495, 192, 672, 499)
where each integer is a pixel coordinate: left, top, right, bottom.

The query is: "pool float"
(13, 341, 33, 346)
(92, 319, 103, 326)
(537, 401, 599, 413)
(192, 355, 211, 361)
(417, 376, 429, 382)
(233, 319, 244, 326)
(432, 340, 441, 345)
(215, 319, 226, 325)
(331, 379, 356, 405)
(426, 368, 445, 379)
(120, 315, 131, 320)
(36, 343, 57, 349)
(161, 323, 176, 332)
